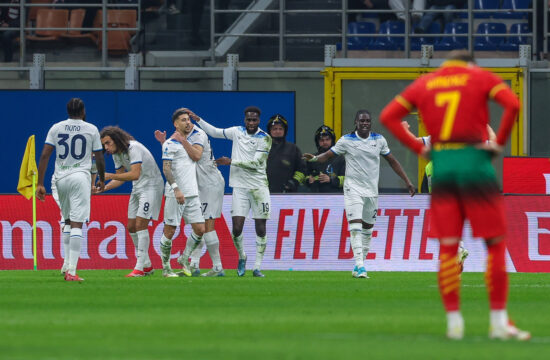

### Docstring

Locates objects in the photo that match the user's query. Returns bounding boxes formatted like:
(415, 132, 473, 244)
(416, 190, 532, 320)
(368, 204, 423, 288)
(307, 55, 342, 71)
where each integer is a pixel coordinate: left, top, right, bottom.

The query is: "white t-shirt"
(187, 126, 225, 190)
(331, 131, 390, 197)
(113, 140, 163, 193)
(45, 118, 102, 181)
(162, 139, 199, 198)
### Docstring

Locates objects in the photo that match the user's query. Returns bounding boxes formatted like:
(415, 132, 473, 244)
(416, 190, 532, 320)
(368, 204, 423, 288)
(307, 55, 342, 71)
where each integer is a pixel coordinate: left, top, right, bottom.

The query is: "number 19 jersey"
(45, 118, 102, 181)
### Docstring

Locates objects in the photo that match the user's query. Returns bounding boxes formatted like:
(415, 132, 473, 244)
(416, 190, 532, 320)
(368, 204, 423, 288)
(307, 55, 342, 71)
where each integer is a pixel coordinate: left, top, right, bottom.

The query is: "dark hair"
(172, 108, 189, 123)
(354, 109, 371, 122)
(67, 98, 85, 118)
(244, 106, 261, 116)
(100, 126, 134, 154)
(447, 50, 475, 64)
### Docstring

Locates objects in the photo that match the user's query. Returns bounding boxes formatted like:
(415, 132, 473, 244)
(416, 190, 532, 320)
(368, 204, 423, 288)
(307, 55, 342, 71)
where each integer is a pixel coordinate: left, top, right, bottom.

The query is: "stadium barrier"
(1, 194, 549, 272)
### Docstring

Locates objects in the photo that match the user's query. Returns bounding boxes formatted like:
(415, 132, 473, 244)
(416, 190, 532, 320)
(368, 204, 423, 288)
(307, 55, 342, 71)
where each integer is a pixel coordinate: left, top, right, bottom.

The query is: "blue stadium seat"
(411, 22, 441, 51)
(474, 22, 507, 50)
(458, 0, 500, 19)
(434, 22, 468, 50)
(500, 23, 532, 50)
(369, 21, 405, 50)
(494, 0, 531, 19)
(337, 22, 377, 50)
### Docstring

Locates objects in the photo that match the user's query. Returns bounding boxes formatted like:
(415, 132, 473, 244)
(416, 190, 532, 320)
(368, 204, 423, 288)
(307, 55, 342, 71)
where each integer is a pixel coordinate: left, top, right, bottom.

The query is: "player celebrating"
(304, 111, 415, 279)
(155, 108, 224, 277)
(97, 126, 164, 278)
(36, 98, 106, 282)
(380, 50, 530, 340)
(193, 106, 272, 277)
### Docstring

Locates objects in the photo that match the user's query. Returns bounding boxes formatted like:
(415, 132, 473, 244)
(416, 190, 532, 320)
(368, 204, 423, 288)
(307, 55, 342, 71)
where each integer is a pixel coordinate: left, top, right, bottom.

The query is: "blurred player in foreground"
(380, 50, 530, 340)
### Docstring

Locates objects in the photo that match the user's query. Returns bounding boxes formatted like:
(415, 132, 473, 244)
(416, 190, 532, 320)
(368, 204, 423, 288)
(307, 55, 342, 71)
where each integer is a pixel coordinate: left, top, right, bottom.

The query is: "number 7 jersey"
(45, 118, 102, 181)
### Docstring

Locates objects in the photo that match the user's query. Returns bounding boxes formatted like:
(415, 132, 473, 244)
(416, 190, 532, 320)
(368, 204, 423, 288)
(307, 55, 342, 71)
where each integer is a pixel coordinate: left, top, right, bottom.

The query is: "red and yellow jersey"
(396, 60, 509, 144)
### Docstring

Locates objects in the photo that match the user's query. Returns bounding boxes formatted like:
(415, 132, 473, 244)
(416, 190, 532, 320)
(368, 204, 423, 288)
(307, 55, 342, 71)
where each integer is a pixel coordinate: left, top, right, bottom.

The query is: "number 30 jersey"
(45, 118, 102, 181)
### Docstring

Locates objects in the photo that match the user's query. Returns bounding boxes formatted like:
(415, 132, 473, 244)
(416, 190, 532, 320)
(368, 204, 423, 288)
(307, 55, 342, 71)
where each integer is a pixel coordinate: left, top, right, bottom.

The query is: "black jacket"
(305, 151, 345, 193)
(267, 139, 306, 193)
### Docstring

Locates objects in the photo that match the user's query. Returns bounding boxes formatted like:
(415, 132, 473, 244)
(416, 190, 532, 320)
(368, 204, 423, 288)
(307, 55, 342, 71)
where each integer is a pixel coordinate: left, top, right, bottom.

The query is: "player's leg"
(141, 185, 163, 275)
(201, 218, 225, 277)
(177, 196, 205, 277)
(52, 180, 70, 275)
(126, 193, 141, 276)
(189, 237, 205, 276)
(125, 216, 151, 277)
(344, 190, 366, 278)
(250, 187, 270, 277)
(160, 195, 182, 277)
(231, 188, 250, 276)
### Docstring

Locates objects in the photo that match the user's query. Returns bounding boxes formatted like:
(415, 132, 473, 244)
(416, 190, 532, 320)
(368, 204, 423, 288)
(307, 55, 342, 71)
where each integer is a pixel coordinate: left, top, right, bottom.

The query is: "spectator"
(305, 125, 345, 193)
(266, 114, 306, 193)
(389, 0, 426, 22)
(0, 0, 19, 62)
(414, 0, 465, 34)
(349, 0, 393, 23)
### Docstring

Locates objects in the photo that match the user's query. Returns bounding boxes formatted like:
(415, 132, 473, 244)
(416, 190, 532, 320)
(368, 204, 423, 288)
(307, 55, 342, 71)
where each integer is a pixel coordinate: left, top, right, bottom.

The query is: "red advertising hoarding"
(503, 157, 550, 194)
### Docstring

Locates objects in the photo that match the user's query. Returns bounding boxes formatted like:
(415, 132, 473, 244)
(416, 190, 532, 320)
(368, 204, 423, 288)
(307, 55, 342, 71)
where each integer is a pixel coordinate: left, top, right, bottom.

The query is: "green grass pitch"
(0, 270, 549, 360)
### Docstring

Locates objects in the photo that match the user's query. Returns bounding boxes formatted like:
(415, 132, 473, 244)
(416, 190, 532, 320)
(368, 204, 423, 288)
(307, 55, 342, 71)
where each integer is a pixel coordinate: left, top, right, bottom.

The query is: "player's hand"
(154, 130, 167, 144)
(407, 182, 416, 197)
(36, 185, 46, 201)
(105, 172, 114, 181)
(96, 180, 105, 193)
(419, 146, 430, 160)
(174, 189, 185, 204)
(302, 153, 315, 161)
(318, 173, 330, 183)
(216, 156, 231, 166)
(476, 141, 503, 158)
(171, 131, 185, 143)
(182, 108, 200, 121)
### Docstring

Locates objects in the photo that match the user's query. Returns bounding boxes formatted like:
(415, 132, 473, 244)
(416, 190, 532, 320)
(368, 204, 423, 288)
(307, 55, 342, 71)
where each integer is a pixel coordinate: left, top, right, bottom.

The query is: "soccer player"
(36, 98, 106, 282)
(154, 108, 225, 277)
(380, 50, 530, 340)
(304, 111, 415, 279)
(96, 126, 164, 278)
(193, 106, 272, 277)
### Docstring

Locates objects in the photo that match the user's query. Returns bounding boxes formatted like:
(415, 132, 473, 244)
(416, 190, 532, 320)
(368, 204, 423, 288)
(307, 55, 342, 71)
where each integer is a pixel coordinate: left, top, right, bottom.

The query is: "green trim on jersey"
(431, 147, 496, 187)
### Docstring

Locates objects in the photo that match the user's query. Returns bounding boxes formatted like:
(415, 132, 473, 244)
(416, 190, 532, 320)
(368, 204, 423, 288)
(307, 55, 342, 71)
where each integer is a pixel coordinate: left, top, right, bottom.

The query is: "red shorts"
(428, 191, 507, 239)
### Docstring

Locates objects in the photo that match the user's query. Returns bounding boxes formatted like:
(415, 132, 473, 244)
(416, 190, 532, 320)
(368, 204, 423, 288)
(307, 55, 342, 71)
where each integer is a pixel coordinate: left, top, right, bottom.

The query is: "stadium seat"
(95, 10, 138, 54)
(458, 0, 500, 19)
(27, 9, 69, 42)
(474, 22, 507, 50)
(494, 0, 531, 19)
(411, 22, 441, 51)
(337, 22, 376, 50)
(60, 9, 97, 43)
(434, 22, 468, 50)
(369, 21, 405, 50)
(27, 0, 54, 25)
(500, 23, 532, 50)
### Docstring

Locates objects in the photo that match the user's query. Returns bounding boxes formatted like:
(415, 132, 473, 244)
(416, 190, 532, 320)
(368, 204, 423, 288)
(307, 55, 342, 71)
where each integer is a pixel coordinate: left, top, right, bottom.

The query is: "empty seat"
(434, 22, 468, 50)
(500, 23, 532, 50)
(369, 21, 405, 50)
(494, 0, 531, 19)
(474, 22, 507, 50)
(27, 9, 69, 42)
(338, 22, 376, 50)
(95, 10, 138, 54)
(411, 22, 441, 51)
(28, 0, 54, 24)
(60, 8, 97, 43)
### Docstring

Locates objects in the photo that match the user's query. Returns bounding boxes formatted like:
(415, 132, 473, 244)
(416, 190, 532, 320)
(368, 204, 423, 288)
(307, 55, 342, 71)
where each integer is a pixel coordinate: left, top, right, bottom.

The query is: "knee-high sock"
(190, 237, 205, 267)
(232, 233, 246, 259)
(438, 242, 461, 312)
(361, 228, 373, 259)
(350, 223, 363, 268)
(160, 234, 173, 267)
(204, 231, 222, 270)
(254, 235, 267, 270)
(135, 229, 150, 271)
(129, 232, 139, 258)
(183, 232, 202, 259)
(68, 228, 83, 276)
(485, 240, 508, 311)
(62, 224, 71, 269)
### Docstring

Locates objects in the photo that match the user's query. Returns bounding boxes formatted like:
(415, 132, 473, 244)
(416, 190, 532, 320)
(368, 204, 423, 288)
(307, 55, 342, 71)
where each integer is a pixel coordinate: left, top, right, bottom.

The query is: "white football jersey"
(113, 140, 163, 193)
(45, 119, 102, 181)
(162, 139, 199, 198)
(187, 126, 225, 190)
(223, 126, 271, 189)
(331, 131, 390, 197)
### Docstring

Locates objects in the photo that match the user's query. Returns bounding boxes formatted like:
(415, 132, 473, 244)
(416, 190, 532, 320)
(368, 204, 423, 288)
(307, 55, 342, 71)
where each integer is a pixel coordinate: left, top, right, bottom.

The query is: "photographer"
(305, 125, 345, 193)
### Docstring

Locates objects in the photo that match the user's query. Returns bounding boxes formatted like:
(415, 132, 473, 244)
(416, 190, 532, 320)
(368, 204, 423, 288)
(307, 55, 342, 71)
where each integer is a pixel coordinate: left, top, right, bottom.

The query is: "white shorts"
(52, 179, 90, 223)
(344, 190, 378, 224)
(128, 184, 163, 220)
(198, 182, 224, 220)
(231, 187, 271, 219)
(55, 172, 91, 223)
(164, 195, 204, 226)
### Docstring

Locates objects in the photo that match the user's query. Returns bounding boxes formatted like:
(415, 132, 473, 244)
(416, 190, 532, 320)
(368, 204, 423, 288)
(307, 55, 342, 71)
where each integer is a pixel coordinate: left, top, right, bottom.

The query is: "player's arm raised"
(194, 117, 227, 139)
(172, 131, 203, 162)
(302, 149, 335, 163)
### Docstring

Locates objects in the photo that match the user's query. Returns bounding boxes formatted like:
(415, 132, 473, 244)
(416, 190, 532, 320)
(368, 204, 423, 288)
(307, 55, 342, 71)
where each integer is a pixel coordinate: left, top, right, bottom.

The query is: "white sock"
(447, 311, 464, 332)
(253, 235, 267, 270)
(490, 309, 508, 329)
(62, 224, 71, 269)
(190, 237, 205, 267)
(361, 227, 373, 260)
(204, 231, 223, 271)
(160, 234, 173, 267)
(68, 228, 83, 276)
(459, 240, 465, 250)
(183, 232, 202, 259)
(349, 223, 363, 268)
(129, 232, 139, 258)
(232, 233, 246, 259)
(135, 229, 150, 271)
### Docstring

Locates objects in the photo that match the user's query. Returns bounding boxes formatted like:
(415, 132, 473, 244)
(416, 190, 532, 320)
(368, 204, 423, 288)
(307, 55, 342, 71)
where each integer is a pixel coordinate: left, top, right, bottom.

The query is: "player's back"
(408, 61, 504, 144)
(115, 140, 163, 191)
(46, 119, 102, 181)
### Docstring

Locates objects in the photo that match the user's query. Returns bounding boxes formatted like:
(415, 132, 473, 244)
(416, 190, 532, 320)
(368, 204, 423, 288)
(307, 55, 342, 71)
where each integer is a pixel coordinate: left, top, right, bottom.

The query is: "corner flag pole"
(33, 171, 37, 271)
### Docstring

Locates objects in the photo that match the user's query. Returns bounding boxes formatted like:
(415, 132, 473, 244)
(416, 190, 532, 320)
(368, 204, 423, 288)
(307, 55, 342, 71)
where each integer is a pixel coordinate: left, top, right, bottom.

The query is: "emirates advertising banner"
(2, 194, 550, 273)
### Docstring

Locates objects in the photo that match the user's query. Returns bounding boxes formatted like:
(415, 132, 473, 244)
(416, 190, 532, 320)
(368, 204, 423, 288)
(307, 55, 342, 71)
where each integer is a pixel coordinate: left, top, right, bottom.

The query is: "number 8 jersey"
(45, 118, 102, 181)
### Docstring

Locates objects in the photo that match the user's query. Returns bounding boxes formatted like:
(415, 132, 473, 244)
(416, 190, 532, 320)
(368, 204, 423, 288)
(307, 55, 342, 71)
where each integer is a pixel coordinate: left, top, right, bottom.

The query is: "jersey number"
(201, 203, 208, 214)
(435, 91, 461, 141)
(57, 133, 87, 160)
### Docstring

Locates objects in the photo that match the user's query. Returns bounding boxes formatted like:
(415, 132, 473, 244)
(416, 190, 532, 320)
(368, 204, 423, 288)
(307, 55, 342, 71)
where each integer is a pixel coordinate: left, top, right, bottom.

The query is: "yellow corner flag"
(17, 135, 38, 199)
